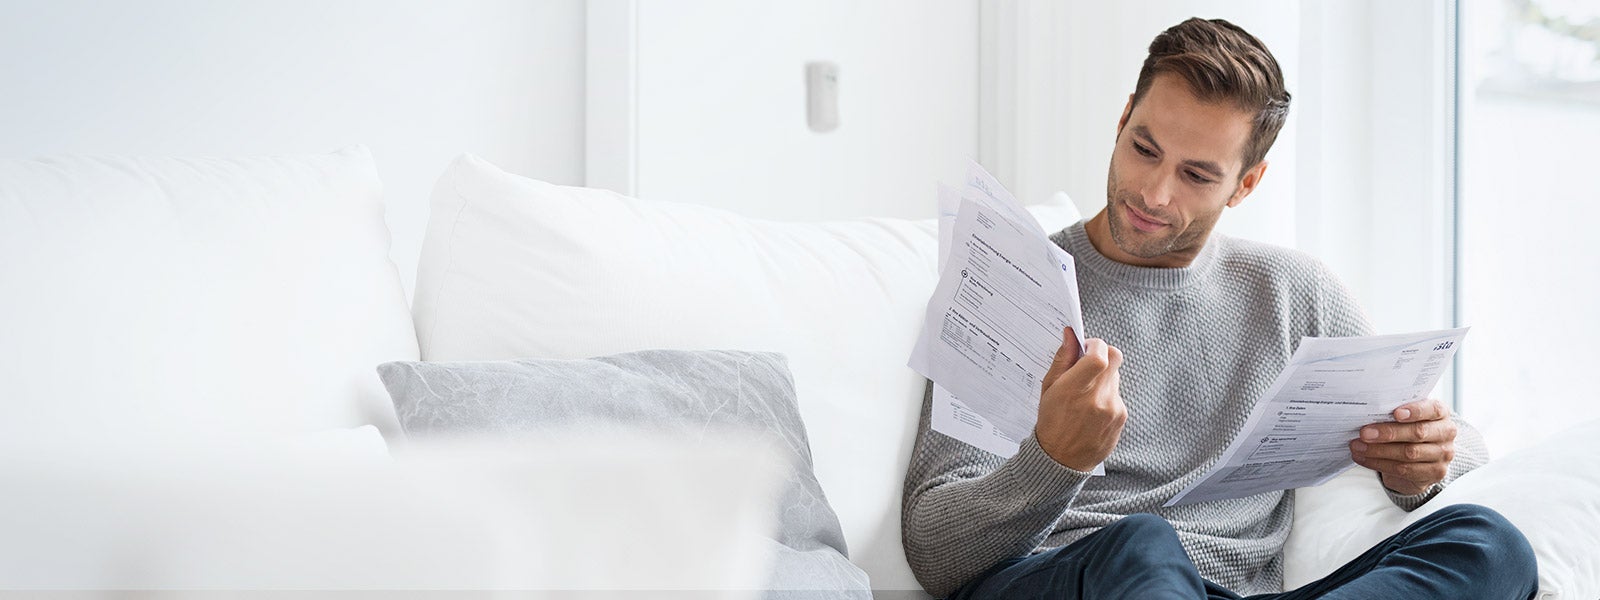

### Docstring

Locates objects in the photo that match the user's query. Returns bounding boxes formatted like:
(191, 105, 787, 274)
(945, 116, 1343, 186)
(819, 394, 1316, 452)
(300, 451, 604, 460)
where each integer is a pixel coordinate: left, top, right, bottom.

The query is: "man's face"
(1104, 73, 1261, 264)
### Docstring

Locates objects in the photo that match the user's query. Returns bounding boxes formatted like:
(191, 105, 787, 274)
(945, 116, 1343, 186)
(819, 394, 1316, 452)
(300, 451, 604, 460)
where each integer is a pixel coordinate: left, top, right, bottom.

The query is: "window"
(1458, 0, 1600, 454)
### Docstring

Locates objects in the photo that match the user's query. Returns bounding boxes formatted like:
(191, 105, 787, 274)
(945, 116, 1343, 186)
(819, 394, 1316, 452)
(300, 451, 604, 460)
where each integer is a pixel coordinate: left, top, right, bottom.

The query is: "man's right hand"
(1034, 326, 1127, 472)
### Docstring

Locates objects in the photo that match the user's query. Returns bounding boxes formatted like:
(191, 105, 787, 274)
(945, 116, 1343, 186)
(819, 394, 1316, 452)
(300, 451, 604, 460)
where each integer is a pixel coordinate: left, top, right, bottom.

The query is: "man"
(901, 17, 1538, 600)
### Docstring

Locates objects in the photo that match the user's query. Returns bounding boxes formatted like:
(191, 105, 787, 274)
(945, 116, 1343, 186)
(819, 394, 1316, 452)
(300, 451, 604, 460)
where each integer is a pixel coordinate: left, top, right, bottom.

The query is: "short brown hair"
(1130, 17, 1290, 176)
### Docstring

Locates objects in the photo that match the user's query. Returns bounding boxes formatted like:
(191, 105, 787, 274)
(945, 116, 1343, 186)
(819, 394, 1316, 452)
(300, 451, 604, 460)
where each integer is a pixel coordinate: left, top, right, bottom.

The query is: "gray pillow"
(376, 349, 870, 598)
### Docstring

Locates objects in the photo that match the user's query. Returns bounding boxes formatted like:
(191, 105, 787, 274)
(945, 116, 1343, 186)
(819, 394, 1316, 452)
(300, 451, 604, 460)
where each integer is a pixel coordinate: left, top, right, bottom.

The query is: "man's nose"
(1140, 170, 1177, 209)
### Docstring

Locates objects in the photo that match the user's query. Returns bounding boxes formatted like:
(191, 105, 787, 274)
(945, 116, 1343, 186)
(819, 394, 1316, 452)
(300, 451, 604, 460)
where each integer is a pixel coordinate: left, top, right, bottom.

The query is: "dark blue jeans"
(946, 504, 1538, 600)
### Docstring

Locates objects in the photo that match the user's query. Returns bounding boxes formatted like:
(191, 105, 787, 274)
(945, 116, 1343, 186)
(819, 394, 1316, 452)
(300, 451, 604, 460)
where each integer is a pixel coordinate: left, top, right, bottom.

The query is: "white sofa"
(1, 147, 1595, 598)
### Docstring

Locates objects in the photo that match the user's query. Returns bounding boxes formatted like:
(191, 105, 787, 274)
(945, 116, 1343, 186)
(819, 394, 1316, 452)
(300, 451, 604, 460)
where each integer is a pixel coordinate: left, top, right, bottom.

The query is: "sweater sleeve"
(1308, 259, 1492, 510)
(901, 379, 1092, 597)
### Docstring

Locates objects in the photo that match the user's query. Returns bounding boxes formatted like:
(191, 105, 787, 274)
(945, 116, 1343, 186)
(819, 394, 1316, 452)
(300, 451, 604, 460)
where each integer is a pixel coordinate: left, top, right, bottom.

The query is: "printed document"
(1165, 327, 1470, 506)
(910, 161, 1098, 473)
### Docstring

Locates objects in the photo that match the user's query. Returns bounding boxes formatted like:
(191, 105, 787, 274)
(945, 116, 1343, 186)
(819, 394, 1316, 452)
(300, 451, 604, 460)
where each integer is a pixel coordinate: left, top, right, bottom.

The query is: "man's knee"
(1095, 513, 1186, 560)
(1084, 514, 1203, 596)
(1420, 504, 1538, 590)
(1424, 504, 1530, 554)
(1103, 513, 1179, 542)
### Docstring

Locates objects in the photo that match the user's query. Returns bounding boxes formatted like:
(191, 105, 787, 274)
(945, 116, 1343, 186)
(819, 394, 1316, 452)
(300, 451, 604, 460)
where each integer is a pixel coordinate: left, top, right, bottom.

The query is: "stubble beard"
(1104, 162, 1224, 260)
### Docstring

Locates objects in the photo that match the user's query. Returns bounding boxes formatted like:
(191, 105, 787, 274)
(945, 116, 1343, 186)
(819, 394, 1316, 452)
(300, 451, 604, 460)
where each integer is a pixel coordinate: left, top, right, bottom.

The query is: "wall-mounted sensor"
(806, 61, 839, 133)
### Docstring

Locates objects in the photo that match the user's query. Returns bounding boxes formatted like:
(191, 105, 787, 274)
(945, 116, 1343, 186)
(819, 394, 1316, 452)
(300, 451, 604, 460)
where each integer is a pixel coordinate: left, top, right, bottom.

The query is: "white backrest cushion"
(412, 154, 1080, 591)
(0, 147, 418, 440)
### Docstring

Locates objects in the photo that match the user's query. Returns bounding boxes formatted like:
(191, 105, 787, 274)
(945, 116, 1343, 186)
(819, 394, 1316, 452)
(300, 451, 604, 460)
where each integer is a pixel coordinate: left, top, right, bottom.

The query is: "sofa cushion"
(1286, 418, 1600, 599)
(410, 153, 1079, 591)
(0, 147, 417, 440)
(377, 349, 871, 598)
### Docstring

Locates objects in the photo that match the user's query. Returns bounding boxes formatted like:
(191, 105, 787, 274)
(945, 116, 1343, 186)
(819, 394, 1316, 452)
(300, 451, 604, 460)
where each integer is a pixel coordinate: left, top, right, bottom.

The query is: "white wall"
(0, 0, 587, 297)
(593, 0, 980, 221)
(1295, 0, 1375, 304)
(1296, 0, 1458, 339)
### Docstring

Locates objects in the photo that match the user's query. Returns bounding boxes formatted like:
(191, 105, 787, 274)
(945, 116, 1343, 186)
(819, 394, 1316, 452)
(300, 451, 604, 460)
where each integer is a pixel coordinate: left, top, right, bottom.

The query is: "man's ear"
(1227, 160, 1269, 208)
(1116, 94, 1133, 136)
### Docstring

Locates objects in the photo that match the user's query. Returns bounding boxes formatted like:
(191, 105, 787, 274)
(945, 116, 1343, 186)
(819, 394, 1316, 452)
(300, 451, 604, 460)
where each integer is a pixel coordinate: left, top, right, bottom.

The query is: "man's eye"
(1133, 143, 1156, 158)
(1186, 170, 1213, 184)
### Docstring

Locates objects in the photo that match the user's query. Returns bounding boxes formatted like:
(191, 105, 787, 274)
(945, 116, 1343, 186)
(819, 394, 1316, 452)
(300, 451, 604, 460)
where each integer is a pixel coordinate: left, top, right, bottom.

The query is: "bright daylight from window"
(1459, 0, 1600, 455)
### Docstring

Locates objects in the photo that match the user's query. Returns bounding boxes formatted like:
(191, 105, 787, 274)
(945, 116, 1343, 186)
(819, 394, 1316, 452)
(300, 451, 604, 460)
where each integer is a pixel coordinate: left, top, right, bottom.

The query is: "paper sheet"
(1164, 327, 1470, 506)
(912, 161, 1096, 473)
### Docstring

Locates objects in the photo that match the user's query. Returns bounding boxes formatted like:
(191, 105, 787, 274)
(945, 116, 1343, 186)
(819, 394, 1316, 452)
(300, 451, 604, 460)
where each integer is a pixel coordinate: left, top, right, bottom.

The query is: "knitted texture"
(901, 219, 1488, 597)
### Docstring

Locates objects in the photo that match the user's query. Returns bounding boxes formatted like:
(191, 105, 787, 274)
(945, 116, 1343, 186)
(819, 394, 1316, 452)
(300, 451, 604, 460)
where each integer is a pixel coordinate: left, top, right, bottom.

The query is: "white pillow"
(412, 154, 1081, 591)
(0, 147, 418, 440)
(1286, 418, 1600, 599)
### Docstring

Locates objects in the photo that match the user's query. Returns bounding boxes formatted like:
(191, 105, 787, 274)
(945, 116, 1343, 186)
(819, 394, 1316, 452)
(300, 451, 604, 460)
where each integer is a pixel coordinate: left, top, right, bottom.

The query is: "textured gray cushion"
(376, 349, 870, 597)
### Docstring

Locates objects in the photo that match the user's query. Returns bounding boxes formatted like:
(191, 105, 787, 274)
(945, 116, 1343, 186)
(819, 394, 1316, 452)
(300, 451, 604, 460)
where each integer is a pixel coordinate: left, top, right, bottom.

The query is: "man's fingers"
(1352, 455, 1448, 487)
(1350, 440, 1454, 463)
(1080, 338, 1109, 371)
(1060, 339, 1111, 391)
(1041, 326, 1082, 392)
(1393, 397, 1448, 423)
(1360, 419, 1457, 444)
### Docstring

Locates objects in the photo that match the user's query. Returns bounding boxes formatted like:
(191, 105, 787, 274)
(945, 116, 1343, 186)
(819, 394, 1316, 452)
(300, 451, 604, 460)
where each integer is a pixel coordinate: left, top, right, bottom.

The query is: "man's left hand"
(1349, 397, 1457, 496)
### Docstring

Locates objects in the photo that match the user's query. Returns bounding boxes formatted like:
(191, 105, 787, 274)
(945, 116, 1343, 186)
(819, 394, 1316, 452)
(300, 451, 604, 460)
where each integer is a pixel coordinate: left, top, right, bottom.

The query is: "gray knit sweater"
(901, 219, 1488, 597)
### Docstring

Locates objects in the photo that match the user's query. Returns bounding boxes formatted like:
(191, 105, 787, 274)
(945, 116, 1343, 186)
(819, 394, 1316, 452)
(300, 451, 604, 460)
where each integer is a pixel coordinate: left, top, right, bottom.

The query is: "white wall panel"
(591, 0, 980, 222)
(0, 0, 587, 297)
